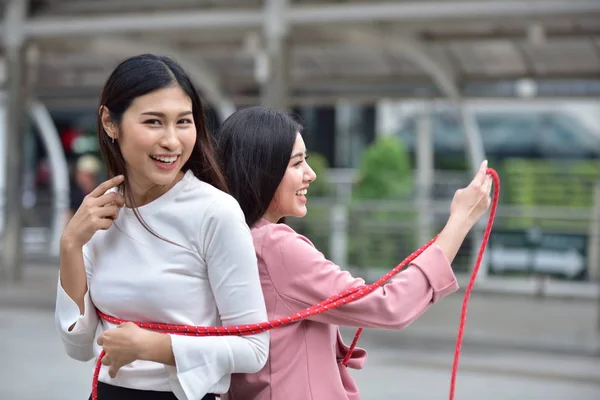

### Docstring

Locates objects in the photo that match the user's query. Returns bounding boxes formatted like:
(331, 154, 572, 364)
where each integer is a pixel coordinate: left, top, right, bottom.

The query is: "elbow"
(68, 349, 96, 363)
(55, 320, 97, 362)
(247, 332, 270, 373)
(62, 341, 96, 362)
(380, 300, 432, 331)
(383, 311, 420, 331)
(390, 316, 421, 331)
(256, 340, 269, 371)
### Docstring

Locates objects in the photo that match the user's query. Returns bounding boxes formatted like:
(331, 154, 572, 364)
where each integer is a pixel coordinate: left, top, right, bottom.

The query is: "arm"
(54, 240, 99, 362)
(55, 175, 125, 362)
(262, 217, 470, 330)
(435, 212, 477, 264)
(143, 197, 269, 399)
(59, 239, 88, 314)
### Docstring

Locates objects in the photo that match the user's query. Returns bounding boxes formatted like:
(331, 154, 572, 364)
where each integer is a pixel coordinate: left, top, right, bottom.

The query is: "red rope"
(90, 169, 500, 400)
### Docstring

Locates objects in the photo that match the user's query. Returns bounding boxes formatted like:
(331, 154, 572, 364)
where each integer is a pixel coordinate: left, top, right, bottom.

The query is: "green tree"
(353, 136, 413, 200)
(285, 152, 334, 255)
(307, 152, 333, 197)
(349, 136, 417, 269)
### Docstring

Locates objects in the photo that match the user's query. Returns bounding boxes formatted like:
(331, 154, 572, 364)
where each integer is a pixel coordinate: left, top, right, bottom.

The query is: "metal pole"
(1, 0, 28, 282)
(261, 0, 290, 110)
(416, 101, 434, 246)
(591, 180, 600, 333)
(587, 182, 600, 279)
(329, 203, 348, 269)
(458, 104, 488, 279)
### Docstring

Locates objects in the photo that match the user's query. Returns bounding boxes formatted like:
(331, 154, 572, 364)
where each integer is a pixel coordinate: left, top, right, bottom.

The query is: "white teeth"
(296, 189, 307, 196)
(151, 155, 178, 163)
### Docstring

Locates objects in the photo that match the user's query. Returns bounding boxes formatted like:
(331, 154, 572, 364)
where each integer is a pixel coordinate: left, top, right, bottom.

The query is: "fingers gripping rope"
(91, 169, 500, 400)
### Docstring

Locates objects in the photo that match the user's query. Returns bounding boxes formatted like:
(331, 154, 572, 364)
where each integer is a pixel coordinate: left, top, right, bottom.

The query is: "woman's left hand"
(97, 322, 150, 378)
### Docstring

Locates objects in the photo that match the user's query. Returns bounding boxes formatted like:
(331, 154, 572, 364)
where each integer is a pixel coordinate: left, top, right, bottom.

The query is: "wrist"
(137, 330, 172, 363)
(60, 234, 83, 251)
(435, 213, 473, 263)
(60, 235, 83, 253)
(448, 212, 475, 231)
(444, 213, 473, 242)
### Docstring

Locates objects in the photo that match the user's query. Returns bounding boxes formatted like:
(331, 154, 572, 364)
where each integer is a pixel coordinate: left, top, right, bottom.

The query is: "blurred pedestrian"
(66, 154, 102, 222)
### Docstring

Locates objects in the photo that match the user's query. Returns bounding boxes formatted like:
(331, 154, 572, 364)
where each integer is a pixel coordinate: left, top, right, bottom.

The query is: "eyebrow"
(141, 111, 193, 117)
(290, 151, 306, 160)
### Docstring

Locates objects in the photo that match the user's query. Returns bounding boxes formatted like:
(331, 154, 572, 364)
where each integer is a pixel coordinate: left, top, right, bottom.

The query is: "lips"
(150, 155, 179, 164)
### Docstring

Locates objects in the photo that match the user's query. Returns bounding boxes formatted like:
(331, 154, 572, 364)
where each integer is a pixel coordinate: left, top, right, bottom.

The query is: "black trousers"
(89, 382, 217, 400)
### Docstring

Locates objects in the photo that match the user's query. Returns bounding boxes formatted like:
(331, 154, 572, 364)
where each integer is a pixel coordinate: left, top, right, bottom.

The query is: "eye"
(292, 153, 309, 167)
(178, 118, 193, 124)
(144, 119, 161, 125)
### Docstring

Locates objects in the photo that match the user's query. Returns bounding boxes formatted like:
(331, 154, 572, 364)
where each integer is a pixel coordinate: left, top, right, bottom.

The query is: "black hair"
(97, 53, 228, 240)
(215, 106, 301, 227)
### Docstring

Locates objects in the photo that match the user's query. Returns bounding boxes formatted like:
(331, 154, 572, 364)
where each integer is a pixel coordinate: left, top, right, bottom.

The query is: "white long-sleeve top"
(55, 170, 269, 400)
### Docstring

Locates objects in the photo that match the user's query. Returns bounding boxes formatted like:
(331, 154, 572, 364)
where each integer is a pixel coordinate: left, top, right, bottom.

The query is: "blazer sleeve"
(166, 196, 269, 400)
(260, 224, 458, 330)
(54, 245, 100, 362)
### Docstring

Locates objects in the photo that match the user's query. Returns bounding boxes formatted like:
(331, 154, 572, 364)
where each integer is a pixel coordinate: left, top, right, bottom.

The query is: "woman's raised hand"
(62, 175, 126, 247)
(449, 160, 493, 227)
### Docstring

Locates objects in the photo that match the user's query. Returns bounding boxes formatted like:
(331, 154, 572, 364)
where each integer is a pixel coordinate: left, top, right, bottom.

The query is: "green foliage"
(437, 154, 469, 171)
(502, 158, 600, 232)
(346, 205, 419, 269)
(307, 152, 333, 197)
(352, 136, 413, 201)
(285, 153, 334, 255)
(286, 203, 332, 256)
(503, 158, 599, 207)
(347, 136, 417, 268)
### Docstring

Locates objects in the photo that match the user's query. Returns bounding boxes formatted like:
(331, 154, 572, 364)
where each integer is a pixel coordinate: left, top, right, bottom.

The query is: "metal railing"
(4, 167, 600, 284)
(286, 198, 596, 282)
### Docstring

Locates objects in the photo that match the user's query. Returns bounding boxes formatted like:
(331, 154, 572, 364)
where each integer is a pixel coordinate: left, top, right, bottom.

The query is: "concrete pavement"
(0, 263, 58, 310)
(1, 308, 599, 400)
(349, 290, 600, 357)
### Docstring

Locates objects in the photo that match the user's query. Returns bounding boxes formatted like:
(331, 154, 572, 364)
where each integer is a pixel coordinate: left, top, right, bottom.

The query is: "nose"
(160, 125, 179, 150)
(305, 164, 317, 183)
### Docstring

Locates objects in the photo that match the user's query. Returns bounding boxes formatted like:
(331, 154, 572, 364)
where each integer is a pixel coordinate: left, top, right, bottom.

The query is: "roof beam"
(39, 91, 600, 111)
(4, 1, 600, 38)
(88, 38, 236, 121)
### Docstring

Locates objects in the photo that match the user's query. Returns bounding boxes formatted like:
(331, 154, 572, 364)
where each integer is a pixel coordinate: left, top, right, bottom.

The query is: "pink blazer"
(224, 218, 458, 400)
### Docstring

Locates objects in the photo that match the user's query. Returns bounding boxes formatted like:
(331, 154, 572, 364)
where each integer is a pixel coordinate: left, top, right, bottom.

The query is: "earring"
(112, 137, 115, 144)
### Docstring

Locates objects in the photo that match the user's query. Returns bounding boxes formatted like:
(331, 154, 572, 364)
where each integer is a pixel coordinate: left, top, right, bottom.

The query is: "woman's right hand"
(449, 160, 493, 227)
(62, 175, 126, 248)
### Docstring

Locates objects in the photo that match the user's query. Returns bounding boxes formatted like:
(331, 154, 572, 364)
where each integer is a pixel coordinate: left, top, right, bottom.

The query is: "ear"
(99, 105, 119, 141)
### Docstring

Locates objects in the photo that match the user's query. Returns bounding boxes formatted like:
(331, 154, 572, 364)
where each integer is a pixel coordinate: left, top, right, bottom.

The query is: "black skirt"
(89, 381, 217, 400)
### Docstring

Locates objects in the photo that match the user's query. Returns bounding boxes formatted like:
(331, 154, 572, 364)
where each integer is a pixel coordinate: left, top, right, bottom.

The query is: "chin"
(293, 207, 308, 219)
(148, 171, 181, 186)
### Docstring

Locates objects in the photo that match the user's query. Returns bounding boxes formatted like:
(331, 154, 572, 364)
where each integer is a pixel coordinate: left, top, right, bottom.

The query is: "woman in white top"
(54, 54, 269, 400)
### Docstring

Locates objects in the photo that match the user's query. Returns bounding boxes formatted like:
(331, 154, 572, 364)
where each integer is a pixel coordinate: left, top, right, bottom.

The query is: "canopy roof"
(3, 0, 600, 109)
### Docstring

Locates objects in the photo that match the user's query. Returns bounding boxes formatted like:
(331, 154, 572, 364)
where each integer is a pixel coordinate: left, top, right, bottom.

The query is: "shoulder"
(252, 221, 316, 257)
(178, 173, 244, 221)
(185, 174, 238, 205)
(182, 176, 249, 240)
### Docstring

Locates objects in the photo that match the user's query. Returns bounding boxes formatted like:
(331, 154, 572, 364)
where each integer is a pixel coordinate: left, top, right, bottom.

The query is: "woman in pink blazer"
(216, 106, 492, 400)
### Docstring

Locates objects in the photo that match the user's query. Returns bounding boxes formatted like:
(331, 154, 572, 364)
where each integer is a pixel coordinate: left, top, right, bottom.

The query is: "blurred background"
(1, 0, 600, 399)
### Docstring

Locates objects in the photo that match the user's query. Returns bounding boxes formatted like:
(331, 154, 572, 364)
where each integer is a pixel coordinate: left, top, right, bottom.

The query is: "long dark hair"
(97, 53, 228, 240)
(215, 106, 301, 227)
